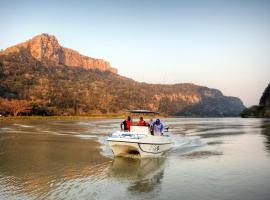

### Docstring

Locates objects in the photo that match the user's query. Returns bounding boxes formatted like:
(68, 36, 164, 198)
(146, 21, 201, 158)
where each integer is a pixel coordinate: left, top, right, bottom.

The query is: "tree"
(30, 102, 53, 116)
(0, 98, 30, 116)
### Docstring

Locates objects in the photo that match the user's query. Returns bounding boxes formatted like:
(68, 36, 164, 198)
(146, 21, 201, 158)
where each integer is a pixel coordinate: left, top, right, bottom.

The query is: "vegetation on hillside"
(241, 83, 270, 118)
(0, 50, 245, 117)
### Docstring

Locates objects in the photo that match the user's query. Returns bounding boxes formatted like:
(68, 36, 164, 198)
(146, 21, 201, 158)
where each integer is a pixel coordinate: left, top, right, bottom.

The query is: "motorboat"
(107, 110, 173, 157)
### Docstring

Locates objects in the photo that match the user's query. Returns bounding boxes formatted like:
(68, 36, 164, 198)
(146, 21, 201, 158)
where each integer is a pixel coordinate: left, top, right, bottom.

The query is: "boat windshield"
(126, 110, 158, 131)
(127, 109, 158, 123)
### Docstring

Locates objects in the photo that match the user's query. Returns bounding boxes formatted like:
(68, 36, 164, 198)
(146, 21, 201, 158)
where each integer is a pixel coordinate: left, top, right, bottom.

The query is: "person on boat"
(152, 119, 164, 136)
(149, 118, 154, 135)
(121, 116, 131, 131)
(137, 116, 147, 126)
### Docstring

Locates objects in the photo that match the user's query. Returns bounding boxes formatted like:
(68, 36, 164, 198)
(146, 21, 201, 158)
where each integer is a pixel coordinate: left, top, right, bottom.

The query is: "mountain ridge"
(0, 33, 117, 73)
(241, 83, 270, 118)
(0, 34, 245, 117)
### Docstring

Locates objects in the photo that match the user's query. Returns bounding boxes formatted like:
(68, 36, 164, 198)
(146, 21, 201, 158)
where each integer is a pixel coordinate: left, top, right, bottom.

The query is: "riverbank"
(0, 114, 169, 121)
(0, 115, 125, 121)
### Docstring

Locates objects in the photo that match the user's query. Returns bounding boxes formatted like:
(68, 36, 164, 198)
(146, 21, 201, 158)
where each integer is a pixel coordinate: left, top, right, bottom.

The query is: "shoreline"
(0, 115, 245, 121)
(0, 114, 169, 121)
(0, 115, 126, 121)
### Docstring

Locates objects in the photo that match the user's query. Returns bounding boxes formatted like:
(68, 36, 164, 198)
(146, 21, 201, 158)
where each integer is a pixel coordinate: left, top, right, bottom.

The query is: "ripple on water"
(1, 118, 270, 200)
(168, 134, 205, 157)
(183, 150, 223, 159)
(14, 124, 35, 128)
(98, 136, 114, 158)
(38, 162, 111, 200)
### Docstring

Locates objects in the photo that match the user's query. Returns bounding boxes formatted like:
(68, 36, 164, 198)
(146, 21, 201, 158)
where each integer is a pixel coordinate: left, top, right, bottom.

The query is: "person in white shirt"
(152, 119, 164, 136)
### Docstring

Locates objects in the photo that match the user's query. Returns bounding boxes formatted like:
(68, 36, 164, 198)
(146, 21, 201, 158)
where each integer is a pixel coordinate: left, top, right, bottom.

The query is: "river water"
(0, 118, 270, 200)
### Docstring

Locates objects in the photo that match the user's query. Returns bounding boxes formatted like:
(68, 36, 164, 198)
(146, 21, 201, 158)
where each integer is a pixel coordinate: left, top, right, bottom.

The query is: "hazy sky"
(1, 0, 269, 106)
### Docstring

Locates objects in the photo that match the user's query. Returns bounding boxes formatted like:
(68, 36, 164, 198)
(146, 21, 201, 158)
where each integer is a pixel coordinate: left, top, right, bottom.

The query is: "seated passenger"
(121, 116, 131, 131)
(138, 116, 147, 126)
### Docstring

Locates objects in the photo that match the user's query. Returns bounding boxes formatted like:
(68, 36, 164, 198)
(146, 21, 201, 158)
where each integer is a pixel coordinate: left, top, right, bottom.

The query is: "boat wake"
(168, 134, 205, 157)
(98, 136, 114, 158)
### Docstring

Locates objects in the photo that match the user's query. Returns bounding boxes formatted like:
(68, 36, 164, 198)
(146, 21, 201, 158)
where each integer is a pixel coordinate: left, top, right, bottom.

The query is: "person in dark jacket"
(121, 116, 131, 131)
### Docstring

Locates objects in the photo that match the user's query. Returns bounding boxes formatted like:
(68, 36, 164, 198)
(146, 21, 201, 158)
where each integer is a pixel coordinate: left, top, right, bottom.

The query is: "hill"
(0, 34, 245, 117)
(241, 83, 270, 118)
(0, 33, 117, 73)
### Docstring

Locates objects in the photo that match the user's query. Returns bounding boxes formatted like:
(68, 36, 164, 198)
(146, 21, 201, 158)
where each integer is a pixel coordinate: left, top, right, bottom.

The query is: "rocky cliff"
(260, 83, 270, 108)
(241, 83, 270, 118)
(0, 33, 117, 73)
(0, 34, 245, 117)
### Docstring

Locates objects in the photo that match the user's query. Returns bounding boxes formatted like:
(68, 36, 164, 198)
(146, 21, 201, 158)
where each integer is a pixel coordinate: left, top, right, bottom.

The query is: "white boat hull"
(108, 136, 173, 157)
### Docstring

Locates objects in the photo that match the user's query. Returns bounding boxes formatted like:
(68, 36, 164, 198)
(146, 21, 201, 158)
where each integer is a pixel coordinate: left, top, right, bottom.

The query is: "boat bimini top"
(127, 109, 159, 115)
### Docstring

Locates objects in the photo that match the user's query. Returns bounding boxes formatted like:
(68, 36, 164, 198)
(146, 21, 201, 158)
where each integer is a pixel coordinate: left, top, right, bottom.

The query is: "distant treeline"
(0, 98, 52, 116)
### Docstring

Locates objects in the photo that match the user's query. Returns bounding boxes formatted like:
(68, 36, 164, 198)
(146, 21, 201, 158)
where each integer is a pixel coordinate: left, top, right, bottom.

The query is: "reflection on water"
(0, 118, 270, 200)
(109, 157, 165, 193)
(261, 120, 270, 153)
(183, 150, 223, 159)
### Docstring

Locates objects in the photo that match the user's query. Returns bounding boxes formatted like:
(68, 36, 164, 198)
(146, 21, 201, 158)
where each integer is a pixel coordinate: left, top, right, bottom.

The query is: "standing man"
(152, 119, 164, 136)
(149, 118, 154, 135)
(121, 116, 131, 131)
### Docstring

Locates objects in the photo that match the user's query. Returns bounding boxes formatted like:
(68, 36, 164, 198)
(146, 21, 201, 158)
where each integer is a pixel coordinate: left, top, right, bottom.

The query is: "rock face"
(260, 83, 270, 107)
(241, 83, 270, 118)
(0, 34, 246, 117)
(1, 33, 117, 73)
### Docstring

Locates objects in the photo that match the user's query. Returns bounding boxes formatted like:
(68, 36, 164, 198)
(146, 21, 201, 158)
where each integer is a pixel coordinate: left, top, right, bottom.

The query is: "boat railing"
(109, 131, 149, 139)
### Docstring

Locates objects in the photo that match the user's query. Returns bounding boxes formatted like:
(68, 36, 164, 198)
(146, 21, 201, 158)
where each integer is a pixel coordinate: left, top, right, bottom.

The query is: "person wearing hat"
(152, 119, 164, 136)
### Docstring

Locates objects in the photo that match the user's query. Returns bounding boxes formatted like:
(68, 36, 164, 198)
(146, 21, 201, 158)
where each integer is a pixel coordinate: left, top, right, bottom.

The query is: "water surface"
(0, 118, 270, 200)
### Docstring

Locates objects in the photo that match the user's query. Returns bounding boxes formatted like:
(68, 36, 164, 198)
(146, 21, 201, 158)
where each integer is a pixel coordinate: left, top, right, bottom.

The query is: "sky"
(0, 0, 269, 107)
